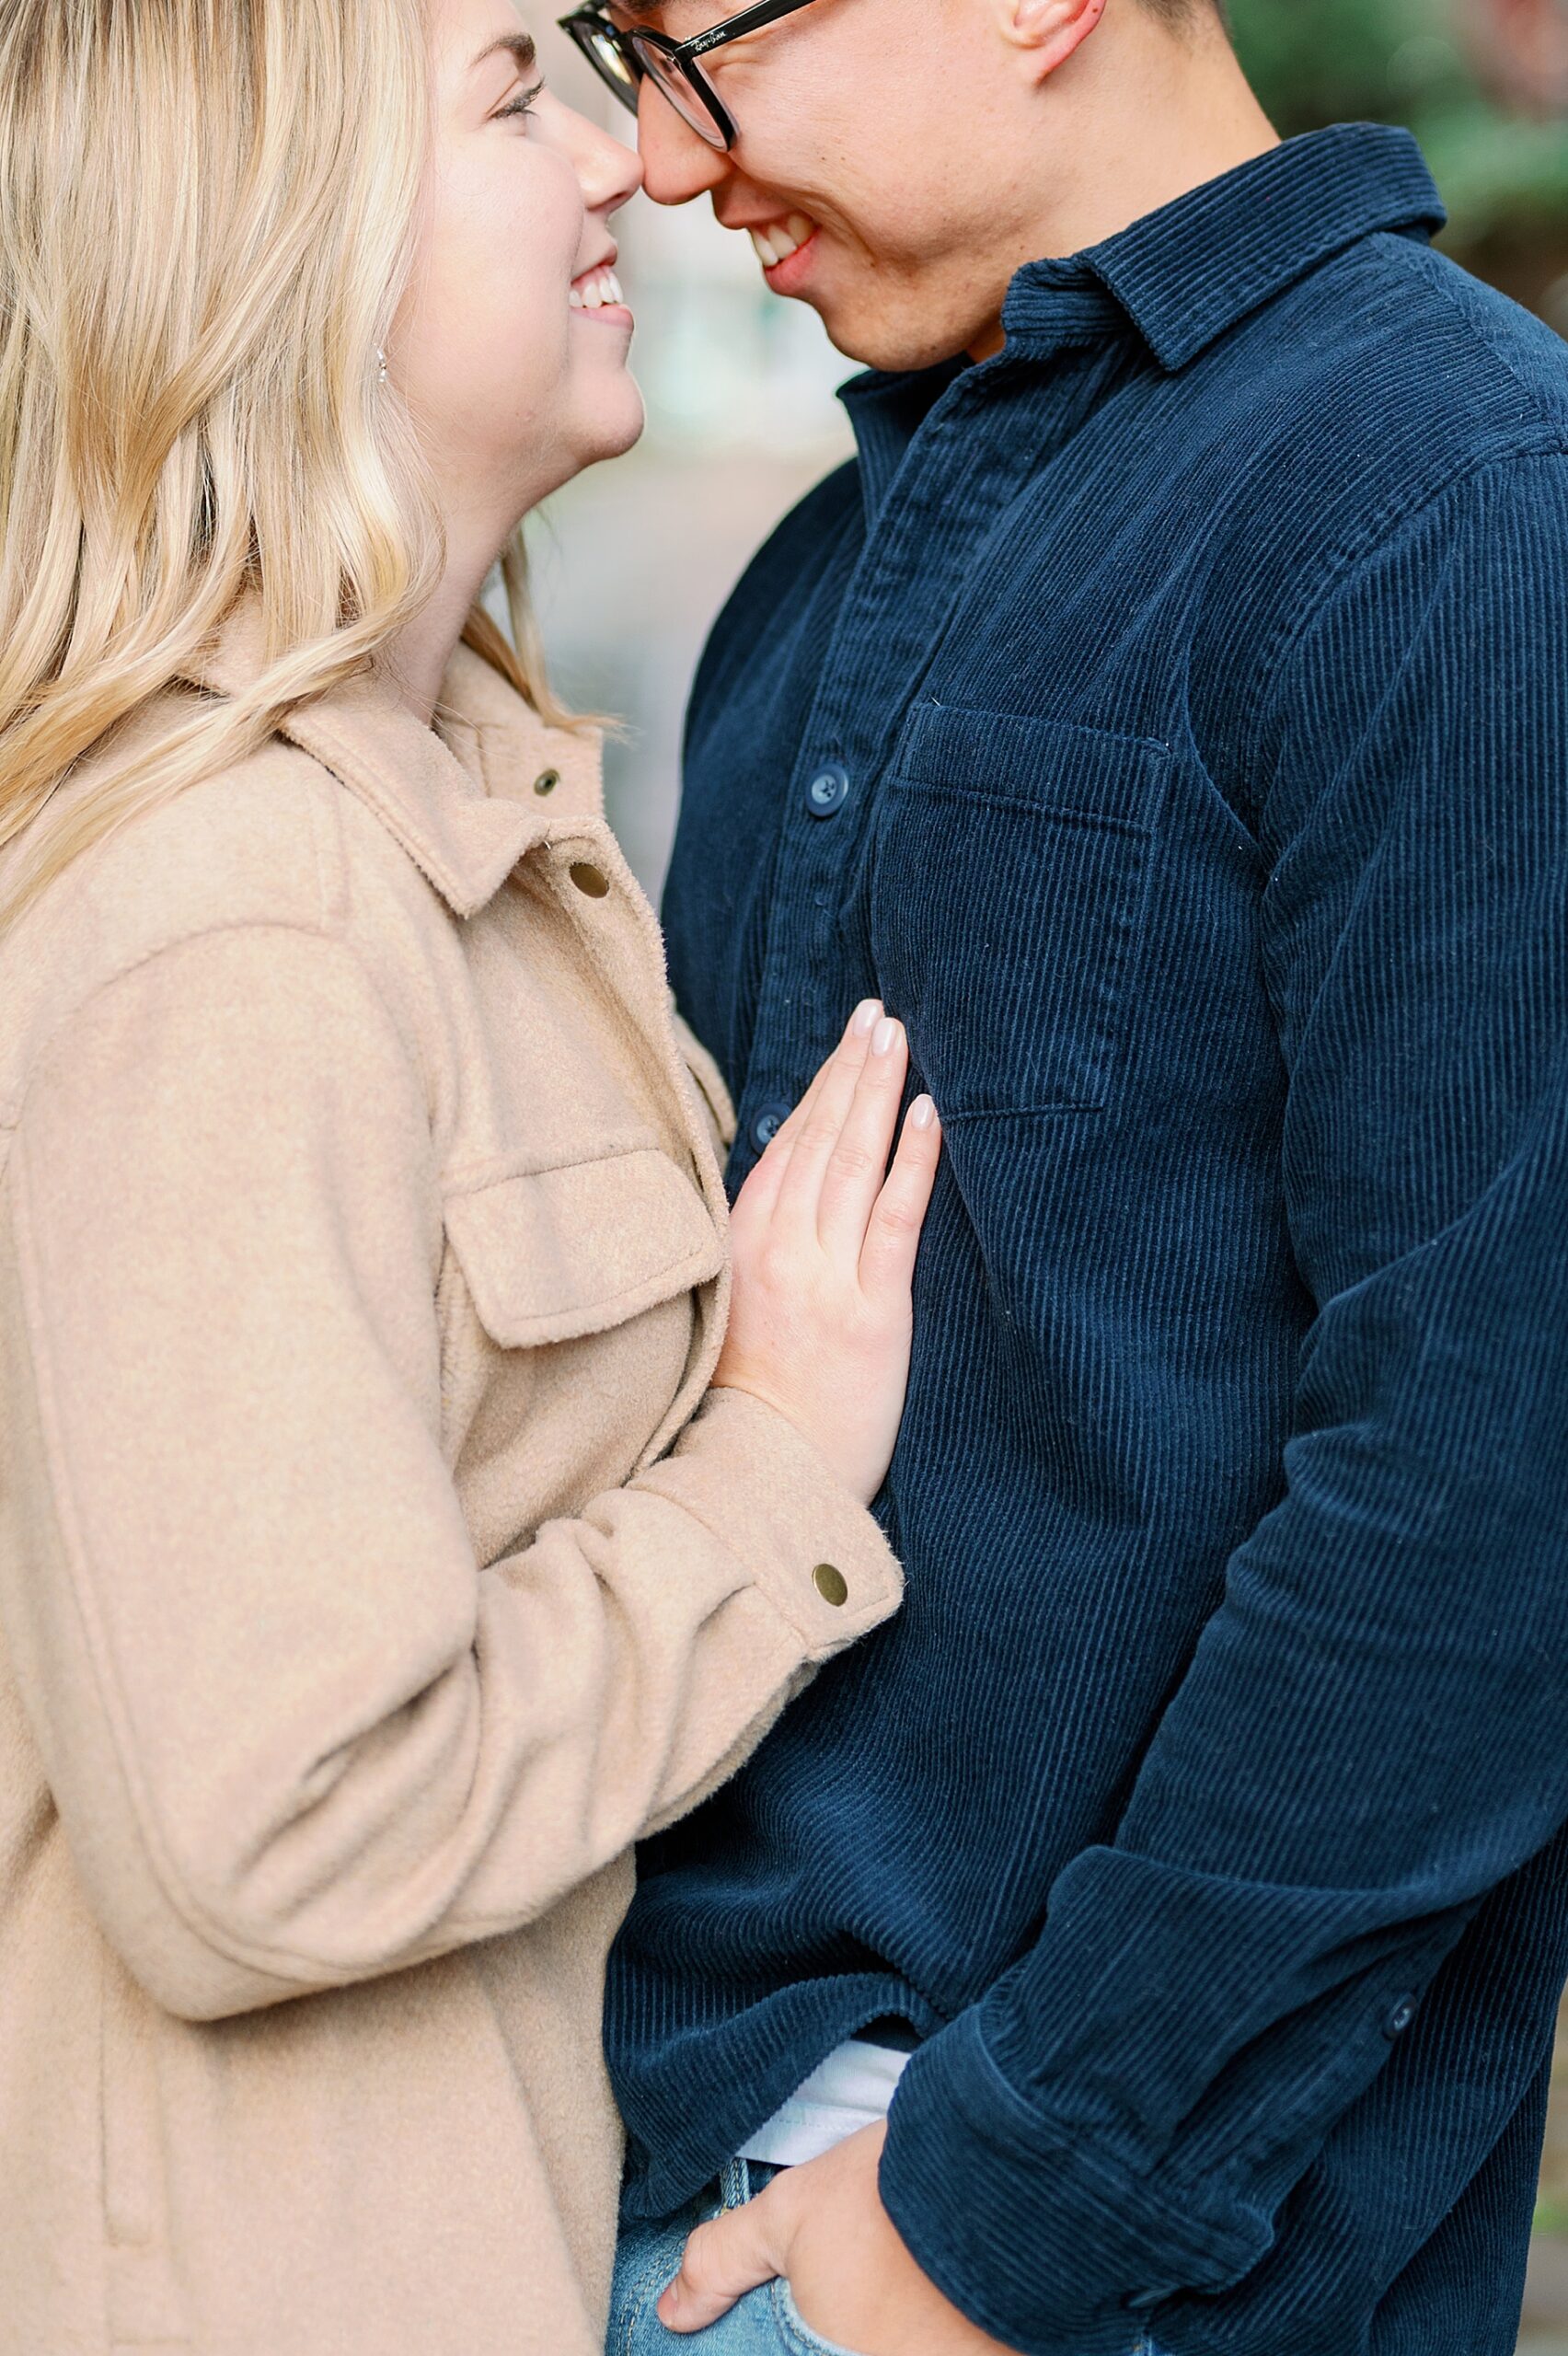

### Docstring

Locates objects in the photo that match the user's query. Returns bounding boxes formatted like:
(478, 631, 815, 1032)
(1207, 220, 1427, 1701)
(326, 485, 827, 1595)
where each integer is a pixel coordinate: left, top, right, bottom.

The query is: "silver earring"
(375, 347, 388, 385)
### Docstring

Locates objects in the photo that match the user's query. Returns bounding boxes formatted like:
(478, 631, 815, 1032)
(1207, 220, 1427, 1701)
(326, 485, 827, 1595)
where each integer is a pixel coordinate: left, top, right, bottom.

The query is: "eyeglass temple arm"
(681, 0, 819, 61)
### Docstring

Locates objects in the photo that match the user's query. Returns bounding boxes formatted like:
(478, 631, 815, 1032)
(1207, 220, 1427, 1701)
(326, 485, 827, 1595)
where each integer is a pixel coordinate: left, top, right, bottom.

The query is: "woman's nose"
(636, 80, 731, 206)
(576, 109, 644, 214)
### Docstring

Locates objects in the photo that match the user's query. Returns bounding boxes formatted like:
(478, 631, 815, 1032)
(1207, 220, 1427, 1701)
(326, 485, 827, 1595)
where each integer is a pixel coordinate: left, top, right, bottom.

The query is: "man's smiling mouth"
(747, 211, 819, 270)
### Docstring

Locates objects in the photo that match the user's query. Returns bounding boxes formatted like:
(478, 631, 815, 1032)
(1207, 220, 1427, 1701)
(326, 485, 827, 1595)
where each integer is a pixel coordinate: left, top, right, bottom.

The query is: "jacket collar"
(187, 596, 603, 919)
(1003, 122, 1446, 371)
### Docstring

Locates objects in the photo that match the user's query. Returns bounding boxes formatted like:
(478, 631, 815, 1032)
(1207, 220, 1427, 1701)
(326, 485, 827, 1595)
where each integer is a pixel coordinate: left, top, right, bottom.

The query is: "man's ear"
(991, 0, 1109, 79)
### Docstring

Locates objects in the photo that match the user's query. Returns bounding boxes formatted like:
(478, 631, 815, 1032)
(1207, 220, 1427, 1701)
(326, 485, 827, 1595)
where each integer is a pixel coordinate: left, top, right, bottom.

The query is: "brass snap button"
(813, 1563, 848, 1608)
(569, 861, 610, 899)
(533, 768, 560, 797)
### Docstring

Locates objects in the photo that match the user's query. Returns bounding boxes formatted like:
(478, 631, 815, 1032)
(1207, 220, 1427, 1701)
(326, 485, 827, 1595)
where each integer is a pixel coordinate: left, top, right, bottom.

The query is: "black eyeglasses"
(559, 0, 822, 152)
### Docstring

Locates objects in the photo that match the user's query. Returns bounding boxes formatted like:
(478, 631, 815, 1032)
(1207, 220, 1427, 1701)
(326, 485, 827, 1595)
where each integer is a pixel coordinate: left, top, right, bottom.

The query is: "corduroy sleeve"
(0, 924, 900, 2024)
(878, 454, 1568, 2353)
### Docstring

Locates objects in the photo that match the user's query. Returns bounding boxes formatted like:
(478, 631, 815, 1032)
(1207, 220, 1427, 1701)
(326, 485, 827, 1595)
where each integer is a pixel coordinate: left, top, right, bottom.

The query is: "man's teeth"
(569, 265, 626, 311)
(749, 213, 817, 270)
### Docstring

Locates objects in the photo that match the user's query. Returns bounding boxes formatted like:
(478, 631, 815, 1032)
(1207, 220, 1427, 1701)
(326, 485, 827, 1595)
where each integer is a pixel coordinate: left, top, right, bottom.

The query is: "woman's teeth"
(749, 213, 818, 270)
(569, 265, 626, 312)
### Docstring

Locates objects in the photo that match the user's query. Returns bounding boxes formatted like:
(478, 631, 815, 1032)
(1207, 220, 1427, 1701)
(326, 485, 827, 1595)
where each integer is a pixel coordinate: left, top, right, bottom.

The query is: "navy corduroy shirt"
(607, 127, 1568, 2356)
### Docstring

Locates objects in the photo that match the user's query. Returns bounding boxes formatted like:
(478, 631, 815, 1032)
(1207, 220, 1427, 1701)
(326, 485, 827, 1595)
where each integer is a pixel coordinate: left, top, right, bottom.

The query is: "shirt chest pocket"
(870, 706, 1170, 1118)
(442, 1141, 724, 1350)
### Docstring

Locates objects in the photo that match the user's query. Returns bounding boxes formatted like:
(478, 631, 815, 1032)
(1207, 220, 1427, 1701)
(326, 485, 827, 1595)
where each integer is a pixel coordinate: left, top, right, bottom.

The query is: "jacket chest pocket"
(870, 706, 1170, 1117)
(442, 1140, 724, 1351)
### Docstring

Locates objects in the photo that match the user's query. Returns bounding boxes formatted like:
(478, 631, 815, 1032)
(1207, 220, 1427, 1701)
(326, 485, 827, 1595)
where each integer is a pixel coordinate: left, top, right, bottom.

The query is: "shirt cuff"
(640, 1383, 904, 1659)
(879, 2009, 1265, 2356)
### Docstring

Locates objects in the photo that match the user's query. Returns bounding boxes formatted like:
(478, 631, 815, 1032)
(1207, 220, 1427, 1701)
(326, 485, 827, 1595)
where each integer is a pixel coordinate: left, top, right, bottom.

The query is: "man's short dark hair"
(1139, 0, 1228, 27)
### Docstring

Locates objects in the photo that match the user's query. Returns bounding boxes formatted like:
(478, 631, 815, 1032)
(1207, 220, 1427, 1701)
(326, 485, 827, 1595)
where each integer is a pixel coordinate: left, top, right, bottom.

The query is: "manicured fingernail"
(909, 1093, 936, 1129)
(871, 1016, 900, 1057)
(851, 999, 882, 1038)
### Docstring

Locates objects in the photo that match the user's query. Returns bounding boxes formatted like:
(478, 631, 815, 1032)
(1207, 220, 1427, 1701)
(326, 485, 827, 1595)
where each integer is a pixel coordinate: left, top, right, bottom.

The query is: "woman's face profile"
(395, 0, 645, 525)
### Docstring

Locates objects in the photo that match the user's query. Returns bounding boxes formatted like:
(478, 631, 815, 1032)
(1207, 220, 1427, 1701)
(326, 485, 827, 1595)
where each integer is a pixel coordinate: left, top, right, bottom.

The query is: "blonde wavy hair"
(0, 0, 570, 927)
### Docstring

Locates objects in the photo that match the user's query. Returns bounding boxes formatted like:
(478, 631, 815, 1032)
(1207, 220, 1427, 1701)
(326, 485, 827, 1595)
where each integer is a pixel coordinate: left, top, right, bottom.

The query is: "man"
(563, 3, 1568, 2351)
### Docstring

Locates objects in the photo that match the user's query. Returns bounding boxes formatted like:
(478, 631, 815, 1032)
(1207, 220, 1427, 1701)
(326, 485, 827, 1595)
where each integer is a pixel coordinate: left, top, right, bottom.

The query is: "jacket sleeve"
(878, 455, 1568, 2354)
(0, 924, 899, 2023)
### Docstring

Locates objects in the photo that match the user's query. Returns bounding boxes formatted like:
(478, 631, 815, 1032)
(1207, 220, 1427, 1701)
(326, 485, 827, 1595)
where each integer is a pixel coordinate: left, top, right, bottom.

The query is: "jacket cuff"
(879, 2010, 1264, 2356)
(644, 1384, 903, 1658)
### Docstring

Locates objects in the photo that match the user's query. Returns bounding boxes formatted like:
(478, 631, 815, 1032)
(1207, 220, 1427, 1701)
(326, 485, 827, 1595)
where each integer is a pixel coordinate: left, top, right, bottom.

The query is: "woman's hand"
(712, 1001, 941, 1506)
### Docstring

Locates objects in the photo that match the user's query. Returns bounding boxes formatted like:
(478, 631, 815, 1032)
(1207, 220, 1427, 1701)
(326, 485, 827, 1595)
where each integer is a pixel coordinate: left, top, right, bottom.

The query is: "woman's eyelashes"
(497, 77, 544, 122)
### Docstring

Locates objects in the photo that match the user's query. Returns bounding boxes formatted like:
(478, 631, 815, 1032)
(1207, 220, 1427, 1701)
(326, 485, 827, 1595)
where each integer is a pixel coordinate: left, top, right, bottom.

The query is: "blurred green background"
(1228, 0, 1568, 325)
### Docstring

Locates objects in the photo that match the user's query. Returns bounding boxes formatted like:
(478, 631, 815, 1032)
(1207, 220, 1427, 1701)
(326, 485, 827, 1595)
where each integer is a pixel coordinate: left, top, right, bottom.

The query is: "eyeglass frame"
(558, 0, 823, 152)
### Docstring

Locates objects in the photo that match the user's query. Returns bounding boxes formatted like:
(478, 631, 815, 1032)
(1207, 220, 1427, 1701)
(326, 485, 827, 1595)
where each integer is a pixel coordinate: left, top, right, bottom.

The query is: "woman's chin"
(507, 382, 646, 516)
(573, 377, 647, 470)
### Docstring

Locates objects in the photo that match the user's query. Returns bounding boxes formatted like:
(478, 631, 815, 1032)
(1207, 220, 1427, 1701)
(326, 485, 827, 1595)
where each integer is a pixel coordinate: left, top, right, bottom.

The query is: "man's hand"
(655, 2124, 1020, 2355)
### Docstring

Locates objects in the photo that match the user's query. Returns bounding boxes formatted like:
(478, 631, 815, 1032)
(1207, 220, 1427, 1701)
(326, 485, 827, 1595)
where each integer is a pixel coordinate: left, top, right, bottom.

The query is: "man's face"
(618, 0, 1051, 370)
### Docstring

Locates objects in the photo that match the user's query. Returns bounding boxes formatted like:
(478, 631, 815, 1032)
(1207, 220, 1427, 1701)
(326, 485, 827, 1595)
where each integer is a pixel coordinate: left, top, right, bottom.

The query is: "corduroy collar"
(1002, 122, 1447, 372)
(186, 595, 602, 919)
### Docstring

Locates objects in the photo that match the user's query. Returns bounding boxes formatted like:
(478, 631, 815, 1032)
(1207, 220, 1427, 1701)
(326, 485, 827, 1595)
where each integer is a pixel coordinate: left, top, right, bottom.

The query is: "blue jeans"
(606, 2156, 1167, 2356)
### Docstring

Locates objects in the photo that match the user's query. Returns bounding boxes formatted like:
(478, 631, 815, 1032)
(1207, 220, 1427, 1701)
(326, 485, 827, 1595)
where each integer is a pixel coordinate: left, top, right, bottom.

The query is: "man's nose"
(637, 80, 731, 205)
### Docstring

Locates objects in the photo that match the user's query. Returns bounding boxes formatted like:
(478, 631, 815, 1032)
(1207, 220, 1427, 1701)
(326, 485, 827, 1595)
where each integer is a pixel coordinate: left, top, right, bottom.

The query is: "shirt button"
(813, 1563, 849, 1607)
(1384, 1996, 1417, 2039)
(533, 768, 560, 797)
(804, 764, 850, 819)
(569, 860, 610, 898)
(749, 1101, 791, 1153)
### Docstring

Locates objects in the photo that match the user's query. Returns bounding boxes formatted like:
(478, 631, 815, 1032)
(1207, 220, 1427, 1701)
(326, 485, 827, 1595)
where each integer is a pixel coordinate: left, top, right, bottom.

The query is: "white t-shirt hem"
(737, 2038, 912, 2169)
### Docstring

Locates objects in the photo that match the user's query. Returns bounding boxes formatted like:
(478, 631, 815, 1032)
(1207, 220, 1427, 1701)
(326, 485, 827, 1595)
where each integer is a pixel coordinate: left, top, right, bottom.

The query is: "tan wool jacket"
(0, 608, 903, 2356)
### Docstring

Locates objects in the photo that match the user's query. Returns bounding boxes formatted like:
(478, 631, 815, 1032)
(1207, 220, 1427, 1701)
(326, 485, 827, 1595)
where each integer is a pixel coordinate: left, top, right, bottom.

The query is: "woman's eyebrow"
(471, 30, 538, 74)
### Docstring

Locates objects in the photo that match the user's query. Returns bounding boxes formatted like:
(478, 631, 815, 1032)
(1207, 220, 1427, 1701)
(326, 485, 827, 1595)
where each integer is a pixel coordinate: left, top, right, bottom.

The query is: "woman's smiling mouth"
(569, 259, 630, 323)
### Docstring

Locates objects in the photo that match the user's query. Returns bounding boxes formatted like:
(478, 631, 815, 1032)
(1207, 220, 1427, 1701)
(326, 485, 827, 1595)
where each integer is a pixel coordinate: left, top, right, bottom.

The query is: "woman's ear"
(991, 0, 1109, 79)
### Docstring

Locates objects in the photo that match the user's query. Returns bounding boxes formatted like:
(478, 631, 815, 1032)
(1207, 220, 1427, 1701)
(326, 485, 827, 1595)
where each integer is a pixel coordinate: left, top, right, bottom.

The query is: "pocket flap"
(891, 702, 1170, 827)
(873, 707, 1172, 1116)
(444, 1146, 724, 1347)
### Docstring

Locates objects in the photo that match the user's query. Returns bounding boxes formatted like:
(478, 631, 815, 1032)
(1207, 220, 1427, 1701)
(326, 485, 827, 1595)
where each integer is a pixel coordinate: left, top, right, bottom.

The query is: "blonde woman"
(0, 3, 941, 2352)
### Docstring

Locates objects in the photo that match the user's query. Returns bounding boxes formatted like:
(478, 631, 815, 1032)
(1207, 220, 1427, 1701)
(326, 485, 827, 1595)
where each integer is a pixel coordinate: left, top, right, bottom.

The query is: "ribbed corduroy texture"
(608, 127, 1568, 2356)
